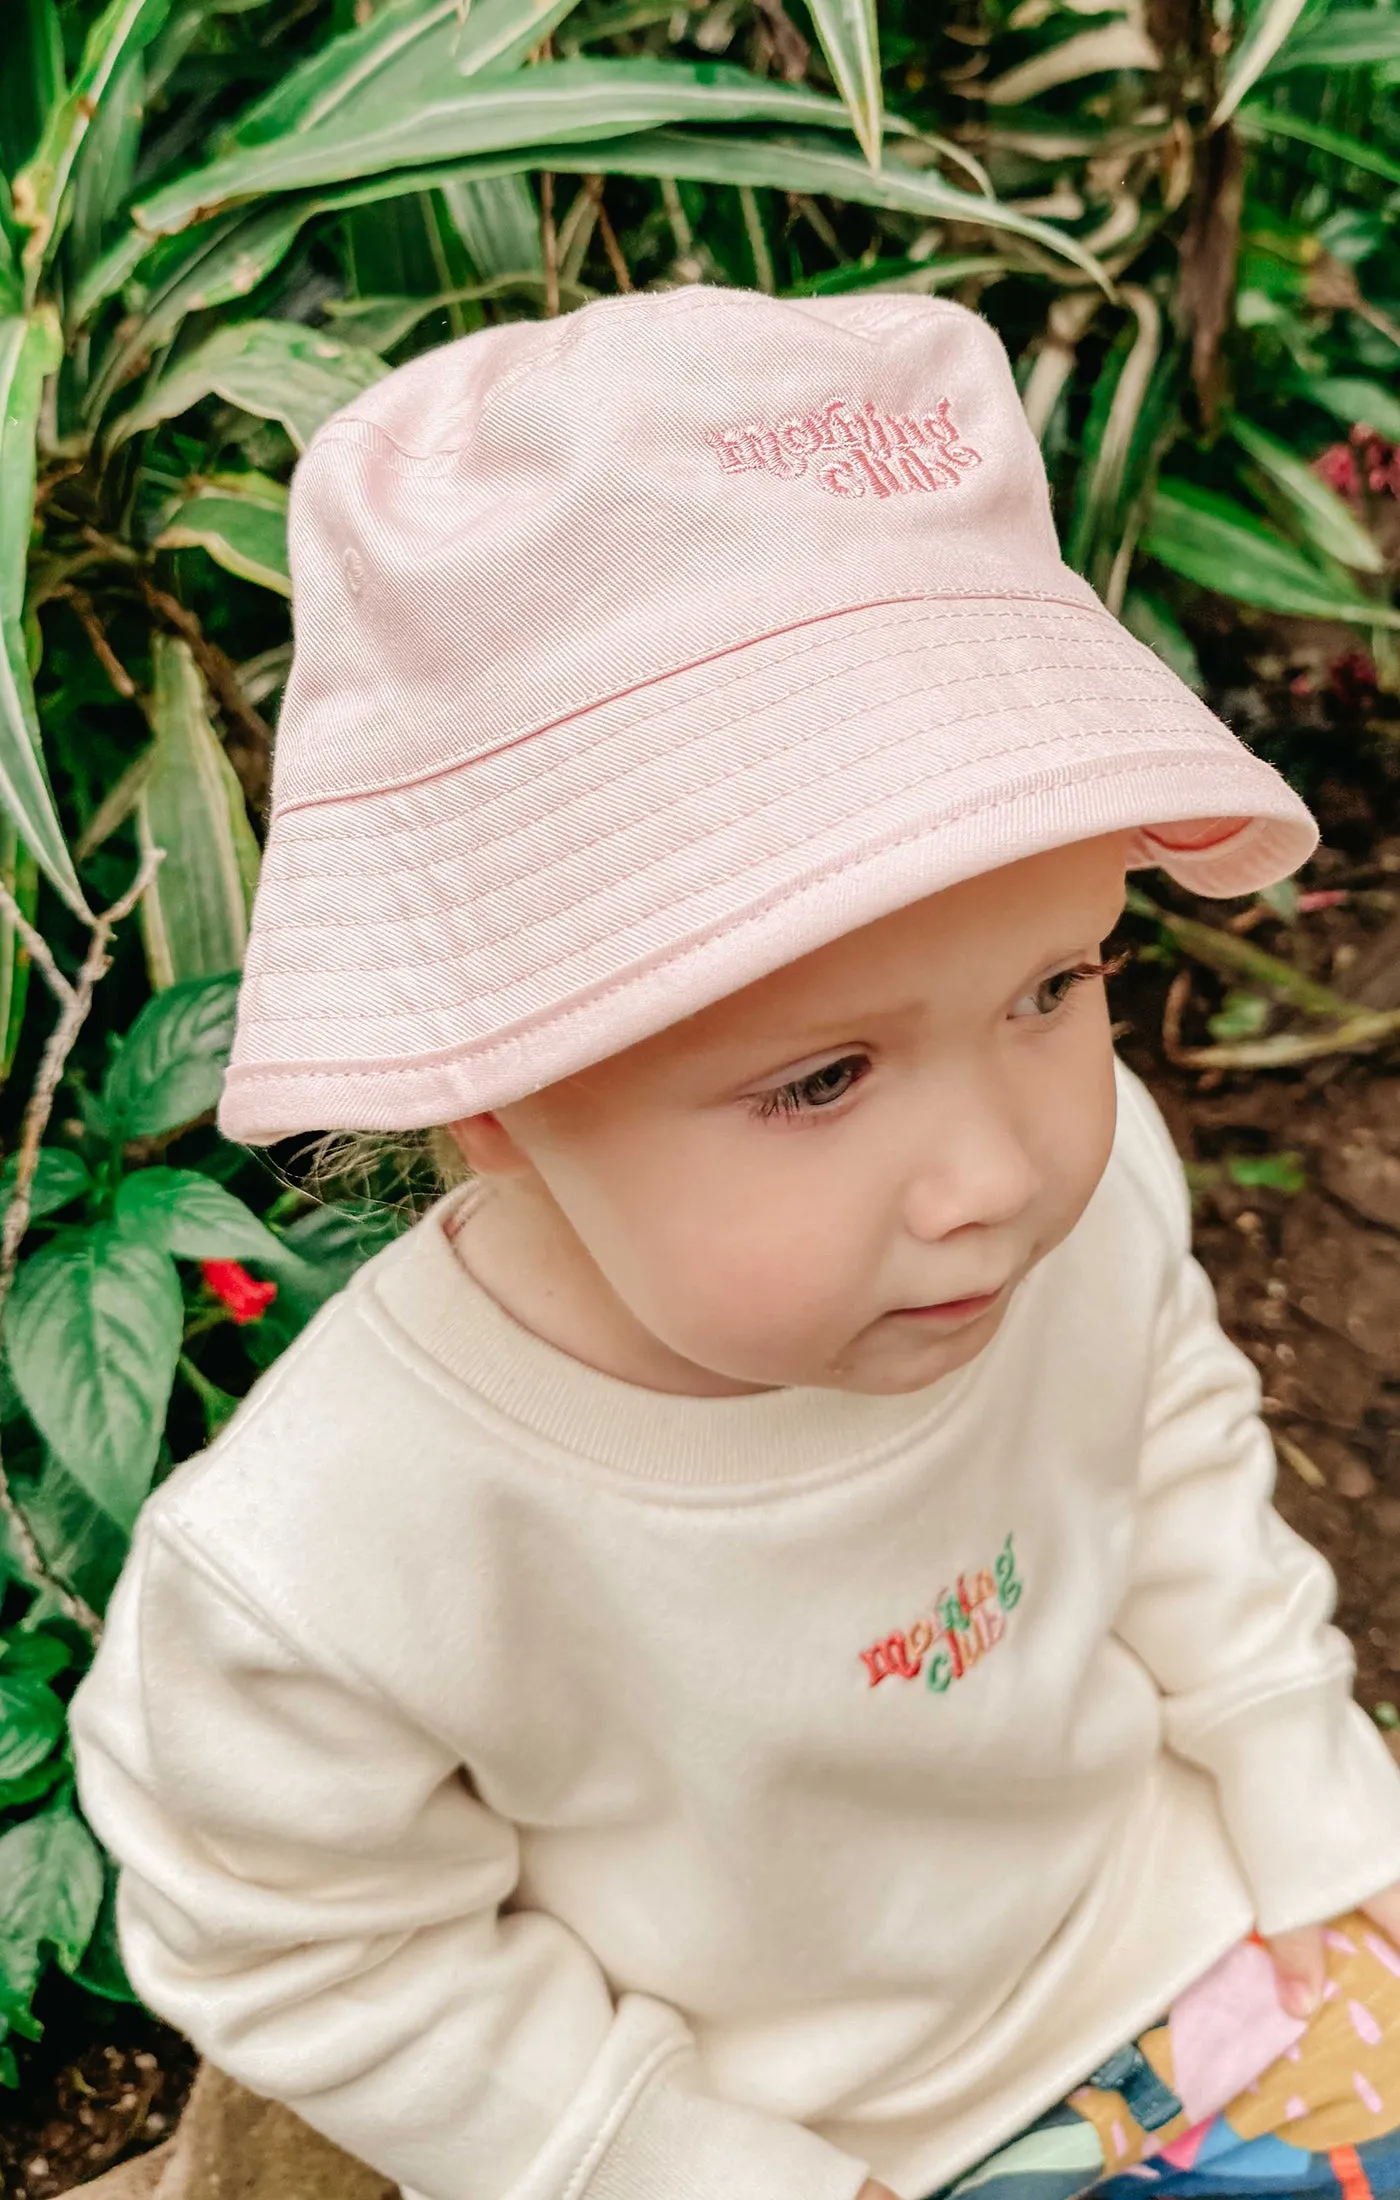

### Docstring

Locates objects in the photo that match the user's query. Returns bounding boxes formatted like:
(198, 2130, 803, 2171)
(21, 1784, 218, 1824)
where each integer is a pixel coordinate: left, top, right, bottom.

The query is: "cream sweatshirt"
(70, 1063, 1400, 2200)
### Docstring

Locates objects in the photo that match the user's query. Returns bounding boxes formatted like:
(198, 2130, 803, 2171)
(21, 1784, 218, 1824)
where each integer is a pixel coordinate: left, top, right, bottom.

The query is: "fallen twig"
(1165, 1004, 1400, 1070)
(0, 847, 164, 1641)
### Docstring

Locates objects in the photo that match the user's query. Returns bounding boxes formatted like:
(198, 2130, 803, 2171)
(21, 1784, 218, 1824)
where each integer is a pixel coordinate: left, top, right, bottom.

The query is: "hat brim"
(219, 592, 1316, 1141)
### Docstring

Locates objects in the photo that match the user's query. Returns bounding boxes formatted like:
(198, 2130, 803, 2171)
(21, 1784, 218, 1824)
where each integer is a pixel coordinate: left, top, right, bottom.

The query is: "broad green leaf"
(1238, 105, 1400, 188)
(0, 1656, 65, 1782)
(20, 1451, 129, 1613)
(1310, 376, 1400, 443)
(1231, 414, 1383, 572)
(0, 815, 36, 1080)
(6, 1226, 183, 1524)
(225, 0, 585, 147)
(1214, 0, 1309, 123)
(109, 320, 389, 452)
(102, 970, 241, 1142)
(137, 636, 260, 988)
(155, 472, 289, 595)
(806, 0, 883, 166)
(10, 0, 173, 294)
(306, 129, 1112, 287)
(1259, 6, 1400, 69)
(115, 1167, 286, 1263)
(0, 313, 88, 917)
(0, 1149, 92, 1226)
(0, 1759, 65, 1813)
(136, 60, 874, 234)
(980, 22, 1160, 105)
(71, 1867, 138, 2003)
(1143, 482, 1400, 627)
(0, 1798, 104, 2019)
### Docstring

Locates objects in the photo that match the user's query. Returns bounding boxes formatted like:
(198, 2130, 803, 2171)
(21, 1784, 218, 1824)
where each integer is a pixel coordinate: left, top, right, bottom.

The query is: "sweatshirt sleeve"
(69, 1517, 870, 2200)
(1110, 1073, 1400, 1936)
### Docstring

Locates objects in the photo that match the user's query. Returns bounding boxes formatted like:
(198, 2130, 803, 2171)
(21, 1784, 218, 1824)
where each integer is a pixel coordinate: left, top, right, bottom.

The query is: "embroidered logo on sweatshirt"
(706, 396, 981, 500)
(859, 1536, 1022, 1693)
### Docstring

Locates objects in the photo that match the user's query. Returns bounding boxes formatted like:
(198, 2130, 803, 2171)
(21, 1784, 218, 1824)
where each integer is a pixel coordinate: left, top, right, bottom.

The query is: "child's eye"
(1010, 953, 1126, 1021)
(752, 1053, 869, 1121)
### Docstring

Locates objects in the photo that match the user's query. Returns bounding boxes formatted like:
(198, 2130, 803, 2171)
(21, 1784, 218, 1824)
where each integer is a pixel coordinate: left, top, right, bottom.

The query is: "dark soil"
(4, 682, 1400, 2196)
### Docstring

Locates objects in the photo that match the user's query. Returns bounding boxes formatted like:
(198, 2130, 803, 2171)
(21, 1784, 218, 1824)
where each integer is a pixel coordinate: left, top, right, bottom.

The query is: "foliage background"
(1, 0, 1399, 2097)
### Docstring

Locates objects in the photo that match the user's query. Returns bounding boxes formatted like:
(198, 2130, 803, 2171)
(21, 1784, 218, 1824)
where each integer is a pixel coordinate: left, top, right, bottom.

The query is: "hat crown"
(273, 288, 1074, 812)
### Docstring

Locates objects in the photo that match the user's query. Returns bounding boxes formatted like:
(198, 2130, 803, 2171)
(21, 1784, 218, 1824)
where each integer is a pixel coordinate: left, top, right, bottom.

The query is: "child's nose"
(900, 1113, 1042, 1243)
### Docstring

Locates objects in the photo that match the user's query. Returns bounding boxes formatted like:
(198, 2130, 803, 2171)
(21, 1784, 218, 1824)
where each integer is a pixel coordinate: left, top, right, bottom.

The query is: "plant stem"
(1128, 886, 1361, 1020)
(0, 848, 164, 1642)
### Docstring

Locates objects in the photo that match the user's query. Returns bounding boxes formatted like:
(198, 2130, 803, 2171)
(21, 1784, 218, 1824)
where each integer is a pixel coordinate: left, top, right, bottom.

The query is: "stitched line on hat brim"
(286, 603, 1137, 877)
(271, 589, 1114, 817)
(259, 695, 1255, 1001)
(273, 661, 1180, 962)
(230, 737, 1276, 1084)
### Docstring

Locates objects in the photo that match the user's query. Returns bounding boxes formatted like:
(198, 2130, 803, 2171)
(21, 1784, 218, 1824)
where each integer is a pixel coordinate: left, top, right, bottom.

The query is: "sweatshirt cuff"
(1199, 1693, 1400, 1936)
(580, 2051, 871, 2200)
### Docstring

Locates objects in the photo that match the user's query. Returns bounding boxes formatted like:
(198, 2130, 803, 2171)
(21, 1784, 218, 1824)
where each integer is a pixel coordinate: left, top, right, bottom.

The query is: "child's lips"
(888, 1286, 1005, 1326)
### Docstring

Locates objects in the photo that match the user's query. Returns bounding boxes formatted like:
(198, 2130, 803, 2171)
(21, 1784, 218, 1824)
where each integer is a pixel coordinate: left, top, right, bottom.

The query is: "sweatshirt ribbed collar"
(362, 1187, 996, 1491)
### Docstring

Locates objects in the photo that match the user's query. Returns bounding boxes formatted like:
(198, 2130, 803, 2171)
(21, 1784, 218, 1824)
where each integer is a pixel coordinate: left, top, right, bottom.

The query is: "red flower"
(201, 1259, 277, 1324)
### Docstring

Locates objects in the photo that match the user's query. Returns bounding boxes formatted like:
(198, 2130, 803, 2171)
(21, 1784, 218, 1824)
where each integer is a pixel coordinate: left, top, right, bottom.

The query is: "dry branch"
(0, 848, 164, 1642)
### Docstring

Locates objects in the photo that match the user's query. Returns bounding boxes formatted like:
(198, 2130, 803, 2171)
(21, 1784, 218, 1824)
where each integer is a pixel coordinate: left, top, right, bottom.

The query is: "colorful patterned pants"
(931, 1915, 1400, 2200)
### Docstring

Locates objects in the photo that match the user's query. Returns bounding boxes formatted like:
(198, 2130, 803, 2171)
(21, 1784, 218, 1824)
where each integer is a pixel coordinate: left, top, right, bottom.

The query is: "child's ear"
(443, 1112, 531, 1179)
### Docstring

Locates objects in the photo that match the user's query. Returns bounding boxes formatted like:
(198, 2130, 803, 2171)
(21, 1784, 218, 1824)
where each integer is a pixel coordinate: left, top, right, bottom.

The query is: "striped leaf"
(109, 319, 389, 452)
(155, 473, 290, 596)
(1144, 482, 1400, 627)
(806, 0, 884, 167)
(136, 636, 260, 990)
(0, 312, 87, 916)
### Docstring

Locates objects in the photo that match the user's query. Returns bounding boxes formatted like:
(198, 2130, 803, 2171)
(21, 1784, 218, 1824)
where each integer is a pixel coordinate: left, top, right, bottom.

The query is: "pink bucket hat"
(219, 287, 1316, 1143)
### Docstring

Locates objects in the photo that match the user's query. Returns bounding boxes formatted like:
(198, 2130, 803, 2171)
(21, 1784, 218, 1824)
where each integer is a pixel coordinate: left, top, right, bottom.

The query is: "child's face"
(455, 832, 1130, 1397)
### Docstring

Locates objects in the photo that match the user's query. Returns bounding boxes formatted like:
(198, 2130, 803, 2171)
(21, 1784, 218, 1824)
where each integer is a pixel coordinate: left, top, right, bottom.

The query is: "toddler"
(72, 289, 1400, 2200)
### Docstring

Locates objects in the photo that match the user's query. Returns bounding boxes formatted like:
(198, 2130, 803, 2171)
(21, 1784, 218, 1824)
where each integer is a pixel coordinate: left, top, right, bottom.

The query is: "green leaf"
(0, 1149, 92, 1227)
(66, 45, 145, 281)
(10, 0, 173, 295)
(1208, 990, 1273, 1041)
(979, 21, 1160, 105)
(1143, 482, 1400, 627)
(110, 319, 389, 452)
(226, 0, 584, 147)
(154, 473, 289, 595)
(102, 970, 241, 1142)
(6, 1226, 183, 1525)
(0, 1798, 104, 2023)
(136, 636, 259, 987)
(1121, 588, 1205, 692)
(311, 128, 1111, 285)
(0, 1757, 66, 1813)
(437, 174, 543, 279)
(79, 200, 307, 403)
(1214, 0, 1310, 123)
(0, 1655, 65, 1782)
(1259, 6, 1400, 70)
(115, 1168, 286, 1263)
(0, 312, 89, 917)
(0, 816, 37, 1080)
(20, 1451, 129, 1613)
(70, 1866, 137, 2003)
(1238, 105, 1400, 189)
(0, 0, 65, 183)
(806, 0, 883, 166)
(1309, 376, 1400, 444)
(136, 60, 876, 235)
(1226, 1149, 1306, 1192)
(1231, 414, 1384, 572)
